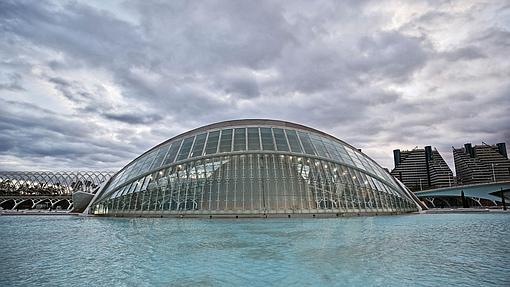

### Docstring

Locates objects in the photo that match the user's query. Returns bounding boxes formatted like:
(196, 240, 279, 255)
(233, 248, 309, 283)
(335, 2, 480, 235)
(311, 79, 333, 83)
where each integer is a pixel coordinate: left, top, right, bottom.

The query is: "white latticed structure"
(0, 171, 113, 195)
(0, 171, 113, 211)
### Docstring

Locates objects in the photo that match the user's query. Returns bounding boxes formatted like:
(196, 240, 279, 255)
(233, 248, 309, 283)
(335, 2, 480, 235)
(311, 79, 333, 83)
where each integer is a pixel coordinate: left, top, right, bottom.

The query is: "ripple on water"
(0, 214, 509, 287)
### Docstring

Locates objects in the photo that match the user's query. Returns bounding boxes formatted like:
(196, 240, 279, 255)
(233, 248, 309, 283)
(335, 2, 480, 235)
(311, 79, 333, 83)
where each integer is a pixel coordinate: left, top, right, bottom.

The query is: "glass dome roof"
(92, 119, 420, 217)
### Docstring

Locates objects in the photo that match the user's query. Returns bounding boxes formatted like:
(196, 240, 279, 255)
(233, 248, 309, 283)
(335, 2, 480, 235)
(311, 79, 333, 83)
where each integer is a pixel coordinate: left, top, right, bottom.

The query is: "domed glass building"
(91, 119, 421, 217)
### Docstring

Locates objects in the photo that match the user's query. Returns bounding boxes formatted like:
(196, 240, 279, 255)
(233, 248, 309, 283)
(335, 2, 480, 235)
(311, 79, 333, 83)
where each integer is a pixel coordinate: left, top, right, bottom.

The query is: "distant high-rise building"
(391, 146, 454, 192)
(453, 142, 510, 185)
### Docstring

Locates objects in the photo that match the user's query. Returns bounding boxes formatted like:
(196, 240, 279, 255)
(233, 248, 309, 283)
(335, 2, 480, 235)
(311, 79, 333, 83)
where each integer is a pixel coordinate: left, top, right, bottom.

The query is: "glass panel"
(298, 132, 316, 155)
(369, 161, 386, 179)
(141, 175, 151, 191)
(118, 181, 132, 199)
(136, 151, 157, 176)
(129, 180, 140, 194)
(358, 154, 375, 174)
(233, 128, 246, 151)
(273, 128, 290, 152)
(112, 186, 126, 199)
(219, 129, 233, 153)
(204, 130, 220, 155)
(323, 139, 343, 163)
(124, 160, 142, 181)
(260, 127, 275, 151)
(285, 129, 303, 153)
(149, 144, 171, 170)
(190, 133, 207, 158)
(247, 128, 260, 150)
(346, 148, 365, 170)
(162, 139, 182, 166)
(310, 135, 329, 158)
(335, 144, 354, 165)
(176, 136, 195, 161)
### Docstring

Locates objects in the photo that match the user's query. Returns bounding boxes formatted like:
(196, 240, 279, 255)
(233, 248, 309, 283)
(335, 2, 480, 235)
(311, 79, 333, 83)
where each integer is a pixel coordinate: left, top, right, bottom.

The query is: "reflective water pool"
(0, 213, 509, 286)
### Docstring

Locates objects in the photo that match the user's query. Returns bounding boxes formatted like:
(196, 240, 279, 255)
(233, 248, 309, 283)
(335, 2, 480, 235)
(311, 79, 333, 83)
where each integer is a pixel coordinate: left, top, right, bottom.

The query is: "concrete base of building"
(0, 210, 71, 216)
(94, 209, 416, 218)
(423, 208, 509, 214)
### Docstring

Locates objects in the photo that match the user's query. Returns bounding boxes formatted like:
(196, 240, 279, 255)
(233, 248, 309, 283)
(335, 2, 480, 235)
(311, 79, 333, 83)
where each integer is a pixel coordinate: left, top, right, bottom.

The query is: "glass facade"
(92, 120, 419, 217)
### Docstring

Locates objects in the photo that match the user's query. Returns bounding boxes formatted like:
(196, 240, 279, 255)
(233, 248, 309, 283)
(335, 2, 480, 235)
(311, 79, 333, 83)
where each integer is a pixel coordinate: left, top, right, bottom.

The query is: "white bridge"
(0, 194, 73, 210)
(415, 181, 510, 208)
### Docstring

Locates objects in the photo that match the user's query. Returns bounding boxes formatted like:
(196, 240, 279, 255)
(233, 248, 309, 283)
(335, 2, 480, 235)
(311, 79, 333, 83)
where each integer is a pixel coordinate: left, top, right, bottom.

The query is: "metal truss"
(0, 171, 114, 196)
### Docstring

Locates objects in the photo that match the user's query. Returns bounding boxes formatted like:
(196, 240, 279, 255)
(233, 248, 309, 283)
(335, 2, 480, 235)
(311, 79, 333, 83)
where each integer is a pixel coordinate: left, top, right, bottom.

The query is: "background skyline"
(1, 0, 509, 173)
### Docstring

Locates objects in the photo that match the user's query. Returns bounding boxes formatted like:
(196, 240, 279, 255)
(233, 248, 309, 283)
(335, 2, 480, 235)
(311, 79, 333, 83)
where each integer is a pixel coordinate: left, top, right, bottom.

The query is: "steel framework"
(0, 171, 114, 196)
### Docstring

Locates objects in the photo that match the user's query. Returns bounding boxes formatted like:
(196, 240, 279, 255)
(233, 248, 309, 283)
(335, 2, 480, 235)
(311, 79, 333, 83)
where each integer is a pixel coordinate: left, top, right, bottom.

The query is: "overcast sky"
(1, 0, 509, 173)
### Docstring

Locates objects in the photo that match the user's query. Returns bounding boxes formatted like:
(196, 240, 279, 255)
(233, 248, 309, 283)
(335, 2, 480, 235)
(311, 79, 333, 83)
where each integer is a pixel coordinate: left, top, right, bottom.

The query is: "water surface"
(1, 213, 509, 286)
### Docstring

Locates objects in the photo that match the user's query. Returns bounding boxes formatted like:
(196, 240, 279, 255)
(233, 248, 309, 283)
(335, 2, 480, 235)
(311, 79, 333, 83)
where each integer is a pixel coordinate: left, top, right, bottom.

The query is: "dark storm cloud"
(0, 0, 143, 67)
(0, 98, 145, 170)
(356, 31, 428, 80)
(103, 112, 163, 125)
(48, 77, 95, 104)
(131, 0, 294, 69)
(442, 46, 486, 61)
(0, 0, 508, 171)
(216, 72, 261, 99)
(48, 76, 164, 125)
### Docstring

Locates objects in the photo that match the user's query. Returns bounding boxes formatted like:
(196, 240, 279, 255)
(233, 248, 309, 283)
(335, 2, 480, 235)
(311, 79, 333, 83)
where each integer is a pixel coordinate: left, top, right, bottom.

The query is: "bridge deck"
(415, 181, 510, 203)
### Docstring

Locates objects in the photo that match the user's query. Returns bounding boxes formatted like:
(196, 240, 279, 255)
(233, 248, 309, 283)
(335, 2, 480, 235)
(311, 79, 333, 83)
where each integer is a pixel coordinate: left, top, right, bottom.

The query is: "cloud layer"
(1, 0, 509, 172)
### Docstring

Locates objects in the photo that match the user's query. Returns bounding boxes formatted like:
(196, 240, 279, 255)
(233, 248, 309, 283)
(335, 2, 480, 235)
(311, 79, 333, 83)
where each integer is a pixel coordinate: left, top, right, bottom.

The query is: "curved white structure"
(91, 119, 421, 217)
